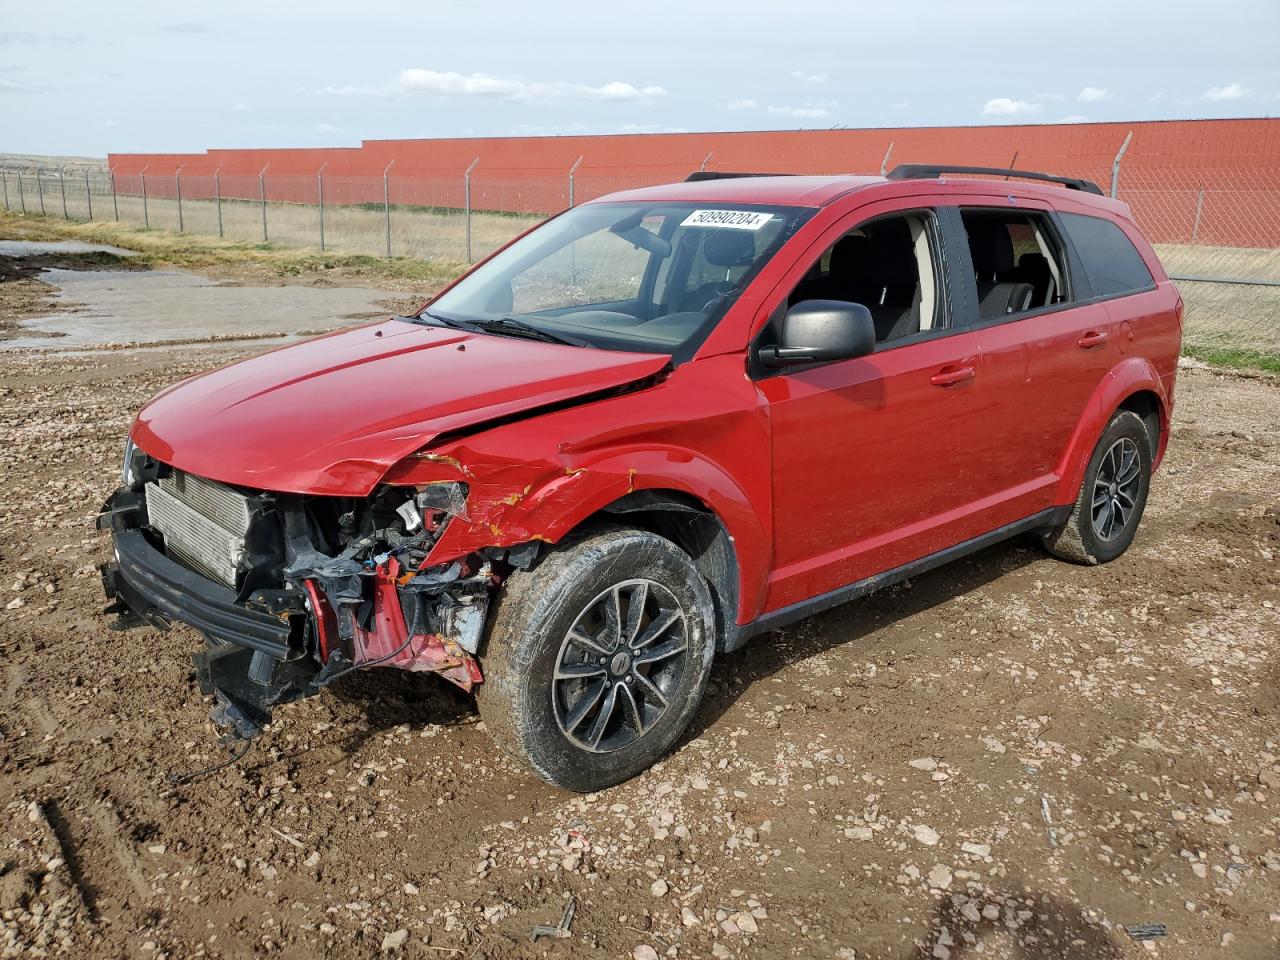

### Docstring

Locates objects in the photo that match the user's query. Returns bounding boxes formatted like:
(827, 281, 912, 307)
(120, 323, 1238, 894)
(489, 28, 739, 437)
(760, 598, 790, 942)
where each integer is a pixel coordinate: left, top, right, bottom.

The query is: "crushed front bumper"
(98, 482, 492, 741)
(102, 529, 294, 655)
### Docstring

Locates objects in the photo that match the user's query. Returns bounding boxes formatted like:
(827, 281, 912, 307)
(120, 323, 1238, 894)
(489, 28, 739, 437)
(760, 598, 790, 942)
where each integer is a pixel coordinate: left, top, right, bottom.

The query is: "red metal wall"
(106, 118, 1280, 246)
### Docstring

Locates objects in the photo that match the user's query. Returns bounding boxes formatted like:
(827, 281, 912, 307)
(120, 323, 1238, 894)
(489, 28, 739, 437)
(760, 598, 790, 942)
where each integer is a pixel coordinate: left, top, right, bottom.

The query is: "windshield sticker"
(680, 209, 774, 231)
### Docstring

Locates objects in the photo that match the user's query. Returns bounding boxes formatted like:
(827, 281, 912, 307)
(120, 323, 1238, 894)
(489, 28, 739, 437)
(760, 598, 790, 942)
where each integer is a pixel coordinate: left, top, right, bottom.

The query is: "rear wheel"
(476, 527, 715, 791)
(1042, 409, 1152, 564)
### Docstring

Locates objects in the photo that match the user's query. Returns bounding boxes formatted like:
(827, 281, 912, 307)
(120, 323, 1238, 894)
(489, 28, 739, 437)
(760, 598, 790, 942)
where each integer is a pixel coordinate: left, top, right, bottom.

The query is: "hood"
(131, 320, 670, 495)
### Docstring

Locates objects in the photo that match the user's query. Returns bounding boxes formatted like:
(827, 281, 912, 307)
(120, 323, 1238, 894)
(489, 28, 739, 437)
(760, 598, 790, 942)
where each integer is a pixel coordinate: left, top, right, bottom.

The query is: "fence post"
(1109, 130, 1133, 200)
(382, 160, 395, 257)
(214, 165, 223, 237)
(17, 172, 26, 214)
(317, 162, 327, 251)
(464, 157, 479, 263)
(1, 171, 8, 211)
(258, 164, 269, 242)
(84, 170, 93, 220)
(880, 142, 895, 176)
(110, 168, 118, 221)
(175, 165, 186, 233)
(568, 155, 583, 208)
(59, 168, 69, 219)
(37, 169, 46, 216)
(140, 165, 150, 228)
(1191, 187, 1205, 243)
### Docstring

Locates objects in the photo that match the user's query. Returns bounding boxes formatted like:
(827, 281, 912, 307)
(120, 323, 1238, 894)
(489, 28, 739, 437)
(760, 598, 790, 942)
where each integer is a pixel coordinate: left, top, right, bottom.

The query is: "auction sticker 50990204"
(679, 209, 775, 230)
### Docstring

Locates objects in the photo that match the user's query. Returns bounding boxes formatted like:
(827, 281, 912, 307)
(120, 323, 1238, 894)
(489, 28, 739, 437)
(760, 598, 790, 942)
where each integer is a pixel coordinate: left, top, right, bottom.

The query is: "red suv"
(100, 165, 1182, 791)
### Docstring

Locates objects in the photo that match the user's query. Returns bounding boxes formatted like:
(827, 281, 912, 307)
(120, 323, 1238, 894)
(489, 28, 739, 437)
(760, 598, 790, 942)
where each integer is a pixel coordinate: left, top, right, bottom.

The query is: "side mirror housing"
(758, 299, 876, 368)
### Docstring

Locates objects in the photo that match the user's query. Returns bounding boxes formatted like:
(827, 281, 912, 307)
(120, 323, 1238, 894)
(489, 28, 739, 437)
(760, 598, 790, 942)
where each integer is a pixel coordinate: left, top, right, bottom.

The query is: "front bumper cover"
(102, 529, 294, 655)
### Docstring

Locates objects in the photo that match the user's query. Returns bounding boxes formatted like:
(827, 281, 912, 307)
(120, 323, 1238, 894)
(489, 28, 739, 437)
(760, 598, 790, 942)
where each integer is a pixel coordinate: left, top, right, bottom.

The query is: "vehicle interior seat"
(675, 229, 757, 313)
(1011, 252, 1053, 307)
(853, 220, 922, 342)
(790, 234, 867, 304)
(966, 217, 1035, 319)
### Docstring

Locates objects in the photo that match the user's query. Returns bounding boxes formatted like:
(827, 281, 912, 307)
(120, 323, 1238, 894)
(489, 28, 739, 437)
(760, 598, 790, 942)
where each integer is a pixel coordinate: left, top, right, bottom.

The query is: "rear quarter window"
(1060, 212, 1155, 298)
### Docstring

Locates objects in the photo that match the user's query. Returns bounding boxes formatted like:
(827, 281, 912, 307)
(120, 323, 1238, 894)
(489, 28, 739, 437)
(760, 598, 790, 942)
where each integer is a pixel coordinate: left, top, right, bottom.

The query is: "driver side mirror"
(758, 299, 876, 368)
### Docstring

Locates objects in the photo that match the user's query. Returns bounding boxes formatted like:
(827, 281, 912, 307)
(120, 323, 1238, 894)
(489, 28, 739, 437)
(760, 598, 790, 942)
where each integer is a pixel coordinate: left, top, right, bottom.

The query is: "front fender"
(1053, 356, 1171, 504)
(407, 444, 769, 624)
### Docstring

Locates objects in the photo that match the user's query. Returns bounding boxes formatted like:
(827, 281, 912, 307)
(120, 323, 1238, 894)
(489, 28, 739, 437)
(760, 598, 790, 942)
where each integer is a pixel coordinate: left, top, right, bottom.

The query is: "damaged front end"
(98, 445, 534, 740)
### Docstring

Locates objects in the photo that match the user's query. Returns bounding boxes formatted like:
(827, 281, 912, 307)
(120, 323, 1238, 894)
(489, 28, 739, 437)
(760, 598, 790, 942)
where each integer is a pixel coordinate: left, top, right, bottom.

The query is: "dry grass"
(0, 210, 468, 289)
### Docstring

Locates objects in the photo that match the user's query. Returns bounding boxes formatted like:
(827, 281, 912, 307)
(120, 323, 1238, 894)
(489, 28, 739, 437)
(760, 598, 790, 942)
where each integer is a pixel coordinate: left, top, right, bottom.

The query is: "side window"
(786, 212, 943, 345)
(958, 209, 1070, 321)
(1058, 212, 1155, 298)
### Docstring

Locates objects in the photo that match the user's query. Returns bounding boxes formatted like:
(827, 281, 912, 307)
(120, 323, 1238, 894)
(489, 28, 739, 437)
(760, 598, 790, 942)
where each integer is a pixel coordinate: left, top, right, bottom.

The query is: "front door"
(756, 199, 1000, 612)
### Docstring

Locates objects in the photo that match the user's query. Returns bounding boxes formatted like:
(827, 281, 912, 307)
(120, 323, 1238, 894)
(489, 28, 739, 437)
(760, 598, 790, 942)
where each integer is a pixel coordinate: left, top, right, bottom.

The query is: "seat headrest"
(701, 229, 757, 268)
(967, 219, 1015, 278)
(1018, 252, 1049, 274)
(828, 234, 867, 278)
(862, 221, 918, 287)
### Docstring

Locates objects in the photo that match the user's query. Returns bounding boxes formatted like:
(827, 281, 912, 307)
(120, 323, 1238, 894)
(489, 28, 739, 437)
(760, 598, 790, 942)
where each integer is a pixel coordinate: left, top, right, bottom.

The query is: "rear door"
(947, 198, 1119, 514)
(756, 197, 1001, 611)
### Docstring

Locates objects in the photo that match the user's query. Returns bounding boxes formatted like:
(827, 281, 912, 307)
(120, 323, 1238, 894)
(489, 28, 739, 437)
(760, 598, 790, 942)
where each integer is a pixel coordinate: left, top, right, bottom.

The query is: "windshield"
(421, 201, 811, 362)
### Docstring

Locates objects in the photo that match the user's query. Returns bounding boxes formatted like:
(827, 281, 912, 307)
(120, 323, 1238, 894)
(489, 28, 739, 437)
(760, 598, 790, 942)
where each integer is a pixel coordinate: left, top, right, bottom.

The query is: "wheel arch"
(1053, 358, 1171, 505)
(594, 490, 743, 653)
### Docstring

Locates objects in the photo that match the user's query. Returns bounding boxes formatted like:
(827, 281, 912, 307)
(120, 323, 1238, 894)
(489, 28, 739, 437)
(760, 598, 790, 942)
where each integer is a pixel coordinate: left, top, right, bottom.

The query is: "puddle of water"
(6, 269, 399, 349)
(0, 239, 139, 258)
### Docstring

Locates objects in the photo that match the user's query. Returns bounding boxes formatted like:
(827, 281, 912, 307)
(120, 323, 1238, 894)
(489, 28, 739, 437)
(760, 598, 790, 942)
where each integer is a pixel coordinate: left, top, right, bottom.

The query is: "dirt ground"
(0, 255, 1278, 960)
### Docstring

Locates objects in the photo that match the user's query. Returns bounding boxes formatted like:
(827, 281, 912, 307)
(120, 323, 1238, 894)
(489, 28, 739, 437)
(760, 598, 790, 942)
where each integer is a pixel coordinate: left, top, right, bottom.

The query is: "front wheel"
(1042, 409, 1153, 564)
(476, 527, 716, 792)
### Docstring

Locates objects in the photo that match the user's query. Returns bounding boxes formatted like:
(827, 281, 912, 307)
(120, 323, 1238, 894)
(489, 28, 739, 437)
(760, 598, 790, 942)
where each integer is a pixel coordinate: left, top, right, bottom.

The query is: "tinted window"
(1059, 213, 1154, 297)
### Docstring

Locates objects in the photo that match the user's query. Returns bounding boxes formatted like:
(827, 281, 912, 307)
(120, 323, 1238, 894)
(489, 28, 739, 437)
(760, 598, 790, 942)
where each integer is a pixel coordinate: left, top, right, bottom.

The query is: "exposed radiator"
(144, 472, 252, 588)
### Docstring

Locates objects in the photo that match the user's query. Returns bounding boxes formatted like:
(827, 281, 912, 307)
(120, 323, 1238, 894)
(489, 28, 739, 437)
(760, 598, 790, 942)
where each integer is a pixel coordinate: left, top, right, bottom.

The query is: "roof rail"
(684, 171, 795, 182)
(886, 164, 1104, 196)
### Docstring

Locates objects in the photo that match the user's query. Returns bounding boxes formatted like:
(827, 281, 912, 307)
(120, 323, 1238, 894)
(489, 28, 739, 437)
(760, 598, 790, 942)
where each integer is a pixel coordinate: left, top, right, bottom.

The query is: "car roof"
(591, 173, 1130, 216)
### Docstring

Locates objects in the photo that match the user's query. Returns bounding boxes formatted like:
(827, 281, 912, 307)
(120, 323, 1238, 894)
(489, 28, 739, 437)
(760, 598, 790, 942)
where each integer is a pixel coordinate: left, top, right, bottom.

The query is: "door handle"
(1077, 330, 1110, 349)
(930, 365, 976, 387)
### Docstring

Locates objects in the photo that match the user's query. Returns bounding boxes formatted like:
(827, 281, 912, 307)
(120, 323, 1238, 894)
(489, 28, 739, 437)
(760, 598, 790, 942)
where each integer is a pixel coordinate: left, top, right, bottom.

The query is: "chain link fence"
(2, 157, 1277, 363)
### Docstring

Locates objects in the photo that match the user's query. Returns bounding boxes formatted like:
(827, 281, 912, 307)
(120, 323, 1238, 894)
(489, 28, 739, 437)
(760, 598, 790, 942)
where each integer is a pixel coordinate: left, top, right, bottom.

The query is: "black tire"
(476, 526, 716, 792)
(1042, 409, 1152, 565)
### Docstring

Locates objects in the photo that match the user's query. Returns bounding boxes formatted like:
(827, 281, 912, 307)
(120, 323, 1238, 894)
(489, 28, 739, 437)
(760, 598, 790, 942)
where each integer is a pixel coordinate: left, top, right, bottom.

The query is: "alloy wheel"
(1091, 437, 1142, 541)
(552, 579, 689, 753)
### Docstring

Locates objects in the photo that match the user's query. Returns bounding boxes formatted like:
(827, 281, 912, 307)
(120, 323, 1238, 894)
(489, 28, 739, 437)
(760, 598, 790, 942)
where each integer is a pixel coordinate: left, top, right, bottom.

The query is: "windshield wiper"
(406, 310, 477, 331)
(472, 316, 590, 347)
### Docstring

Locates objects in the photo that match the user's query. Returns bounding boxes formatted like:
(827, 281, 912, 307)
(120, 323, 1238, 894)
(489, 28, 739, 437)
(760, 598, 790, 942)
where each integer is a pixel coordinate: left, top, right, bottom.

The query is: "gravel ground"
(0, 265, 1278, 959)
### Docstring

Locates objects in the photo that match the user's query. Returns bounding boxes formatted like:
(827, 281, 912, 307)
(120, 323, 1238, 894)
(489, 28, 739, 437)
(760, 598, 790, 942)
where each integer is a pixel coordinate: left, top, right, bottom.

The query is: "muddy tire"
(1042, 410, 1152, 565)
(476, 527, 716, 792)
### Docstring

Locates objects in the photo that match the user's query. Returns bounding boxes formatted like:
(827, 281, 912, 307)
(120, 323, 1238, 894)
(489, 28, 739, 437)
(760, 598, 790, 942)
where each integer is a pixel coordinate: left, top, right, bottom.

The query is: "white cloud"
(1201, 81, 1251, 101)
(725, 98, 757, 111)
(0, 77, 35, 94)
(982, 97, 1043, 117)
(615, 123, 689, 134)
(512, 121, 590, 135)
(1077, 86, 1110, 102)
(1149, 91, 1166, 103)
(231, 102, 251, 112)
(790, 70, 827, 84)
(316, 123, 342, 133)
(396, 69, 666, 103)
(1056, 114, 1092, 124)
(767, 103, 832, 119)
(890, 100, 910, 110)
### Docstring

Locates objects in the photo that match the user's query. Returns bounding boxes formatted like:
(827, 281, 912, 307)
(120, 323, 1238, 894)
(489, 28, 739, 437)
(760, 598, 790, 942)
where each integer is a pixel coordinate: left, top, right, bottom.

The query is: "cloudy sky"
(3, 0, 1278, 156)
